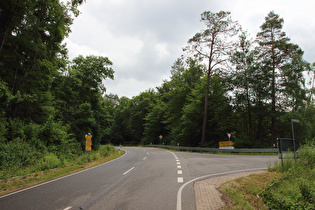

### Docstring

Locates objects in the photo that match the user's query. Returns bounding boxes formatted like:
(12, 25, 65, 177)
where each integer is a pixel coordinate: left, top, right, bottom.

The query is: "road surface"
(0, 147, 277, 210)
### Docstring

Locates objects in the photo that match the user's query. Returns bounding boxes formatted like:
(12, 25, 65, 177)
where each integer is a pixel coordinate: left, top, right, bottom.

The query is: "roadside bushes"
(99, 144, 116, 157)
(37, 153, 62, 171)
(0, 139, 37, 171)
(85, 144, 117, 162)
(263, 143, 315, 209)
(0, 141, 117, 179)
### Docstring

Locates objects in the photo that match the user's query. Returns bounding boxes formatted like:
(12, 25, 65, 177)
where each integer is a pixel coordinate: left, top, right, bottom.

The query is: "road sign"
(219, 141, 234, 147)
(227, 133, 231, 140)
(277, 138, 300, 165)
(278, 138, 299, 152)
(86, 140, 92, 146)
(85, 135, 91, 141)
(85, 134, 92, 151)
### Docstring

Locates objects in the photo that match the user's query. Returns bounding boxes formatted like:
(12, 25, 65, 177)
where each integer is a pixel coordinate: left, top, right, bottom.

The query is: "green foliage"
(109, 90, 157, 145)
(263, 144, 315, 209)
(37, 153, 62, 171)
(299, 142, 315, 168)
(99, 144, 116, 157)
(52, 55, 114, 150)
(142, 100, 168, 145)
(0, 139, 34, 168)
(0, 0, 121, 180)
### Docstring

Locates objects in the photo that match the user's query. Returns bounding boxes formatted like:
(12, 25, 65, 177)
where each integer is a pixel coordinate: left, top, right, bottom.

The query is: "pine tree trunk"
(201, 71, 211, 145)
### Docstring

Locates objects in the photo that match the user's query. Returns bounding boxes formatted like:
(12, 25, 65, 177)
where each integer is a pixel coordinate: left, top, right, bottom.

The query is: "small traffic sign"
(85, 134, 92, 151)
(227, 133, 231, 140)
(219, 141, 234, 147)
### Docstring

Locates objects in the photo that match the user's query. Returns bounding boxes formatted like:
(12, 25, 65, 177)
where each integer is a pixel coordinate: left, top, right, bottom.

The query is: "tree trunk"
(271, 32, 276, 142)
(201, 71, 211, 145)
(201, 37, 215, 146)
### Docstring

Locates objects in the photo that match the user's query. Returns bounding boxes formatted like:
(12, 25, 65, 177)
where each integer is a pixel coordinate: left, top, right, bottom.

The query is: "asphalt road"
(0, 147, 277, 210)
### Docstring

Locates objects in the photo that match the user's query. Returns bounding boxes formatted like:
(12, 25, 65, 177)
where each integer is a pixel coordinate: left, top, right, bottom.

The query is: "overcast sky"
(65, 0, 315, 98)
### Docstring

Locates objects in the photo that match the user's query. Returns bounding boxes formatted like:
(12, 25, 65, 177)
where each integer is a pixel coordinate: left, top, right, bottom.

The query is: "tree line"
(0, 0, 314, 173)
(107, 11, 315, 148)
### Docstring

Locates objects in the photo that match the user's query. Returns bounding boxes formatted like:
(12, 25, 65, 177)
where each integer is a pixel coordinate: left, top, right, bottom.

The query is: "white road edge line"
(143, 157, 147, 160)
(63, 207, 72, 210)
(176, 168, 267, 210)
(0, 149, 128, 199)
(123, 167, 135, 175)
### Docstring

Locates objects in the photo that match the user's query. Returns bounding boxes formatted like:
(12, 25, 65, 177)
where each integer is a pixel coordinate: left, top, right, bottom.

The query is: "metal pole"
(291, 119, 299, 161)
(291, 120, 295, 140)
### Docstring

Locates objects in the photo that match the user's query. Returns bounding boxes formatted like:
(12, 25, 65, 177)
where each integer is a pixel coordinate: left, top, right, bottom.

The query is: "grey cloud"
(67, 0, 315, 98)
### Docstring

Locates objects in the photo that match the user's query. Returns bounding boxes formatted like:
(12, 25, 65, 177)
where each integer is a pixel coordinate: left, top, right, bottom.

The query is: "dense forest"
(0, 1, 314, 173)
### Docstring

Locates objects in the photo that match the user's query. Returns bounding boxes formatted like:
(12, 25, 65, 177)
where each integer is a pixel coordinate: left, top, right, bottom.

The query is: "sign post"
(159, 135, 163, 145)
(291, 119, 299, 162)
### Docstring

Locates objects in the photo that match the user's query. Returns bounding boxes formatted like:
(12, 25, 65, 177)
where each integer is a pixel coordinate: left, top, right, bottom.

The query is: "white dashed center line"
(177, 177, 184, 183)
(123, 167, 135, 175)
(169, 151, 184, 183)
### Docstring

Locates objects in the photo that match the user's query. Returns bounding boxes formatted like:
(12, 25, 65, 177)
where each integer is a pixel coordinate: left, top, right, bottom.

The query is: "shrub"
(99, 144, 115, 157)
(37, 153, 62, 171)
(298, 178, 315, 205)
(299, 144, 315, 169)
(263, 144, 315, 209)
(0, 139, 37, 169)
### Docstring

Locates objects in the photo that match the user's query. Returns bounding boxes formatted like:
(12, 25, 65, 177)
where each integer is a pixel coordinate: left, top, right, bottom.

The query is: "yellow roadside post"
(85, 134, 92, 151)
(85, 133, 92, 162)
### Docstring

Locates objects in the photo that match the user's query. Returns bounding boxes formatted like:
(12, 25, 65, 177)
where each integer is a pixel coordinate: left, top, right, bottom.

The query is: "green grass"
(220, 143, 315, 209)
(0, 145, 124, 196)
(220, 172, 281, 210)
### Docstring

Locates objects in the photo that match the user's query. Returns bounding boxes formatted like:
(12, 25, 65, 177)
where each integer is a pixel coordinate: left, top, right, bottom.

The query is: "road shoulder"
(194, 170, 266, 210)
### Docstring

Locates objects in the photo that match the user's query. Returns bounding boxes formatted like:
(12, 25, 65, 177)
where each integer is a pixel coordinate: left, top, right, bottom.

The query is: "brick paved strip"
(194, 170, 266, 210)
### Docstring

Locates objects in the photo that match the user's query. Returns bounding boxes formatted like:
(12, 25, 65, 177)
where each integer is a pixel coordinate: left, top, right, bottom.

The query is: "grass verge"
(220, 143, 315, 209)
(220, 171, 282, 209)
(0, 145, 125, 196)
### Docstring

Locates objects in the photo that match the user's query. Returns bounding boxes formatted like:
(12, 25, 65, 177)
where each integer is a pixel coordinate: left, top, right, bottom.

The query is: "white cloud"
(66, 0, 315, 98)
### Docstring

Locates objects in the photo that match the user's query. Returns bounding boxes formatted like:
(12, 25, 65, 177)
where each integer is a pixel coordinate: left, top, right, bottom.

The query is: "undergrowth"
(0, 144, 122, 196)
(221, 142, 314, 209)
(263, 143, 315, 209)
(0, 144, 117, 180)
